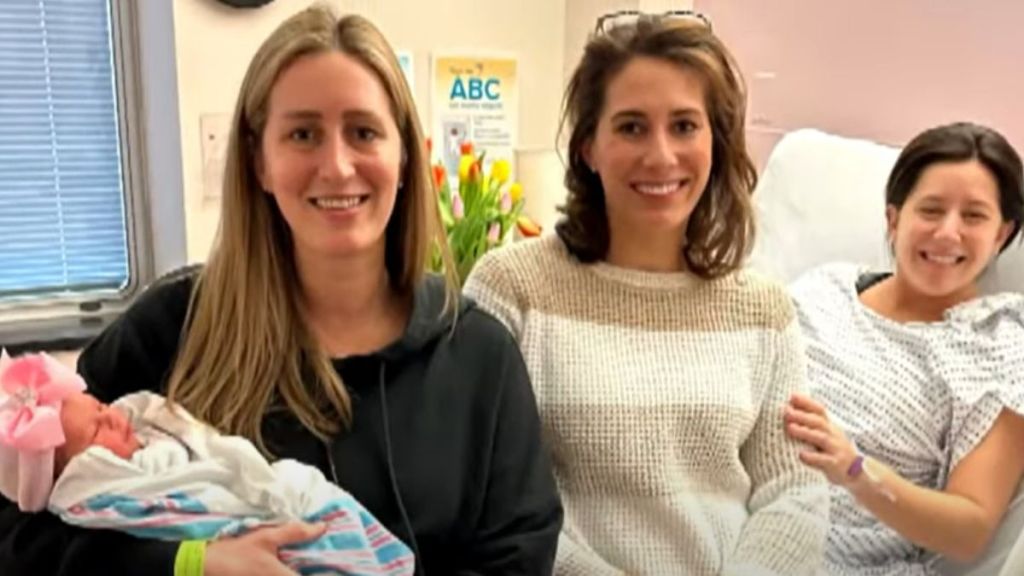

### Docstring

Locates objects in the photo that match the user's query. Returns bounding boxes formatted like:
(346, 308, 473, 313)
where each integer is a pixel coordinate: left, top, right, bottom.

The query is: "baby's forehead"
(64, 391, 104, 413)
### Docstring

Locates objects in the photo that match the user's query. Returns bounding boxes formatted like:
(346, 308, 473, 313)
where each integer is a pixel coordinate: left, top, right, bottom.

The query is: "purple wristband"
(847, 455, 865, 479)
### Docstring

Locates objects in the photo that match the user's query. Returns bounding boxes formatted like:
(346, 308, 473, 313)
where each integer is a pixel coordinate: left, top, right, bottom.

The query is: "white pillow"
(984, 240, 1024, 293)
(749, 128, 1024, 293)
(749, 128, 898, 283)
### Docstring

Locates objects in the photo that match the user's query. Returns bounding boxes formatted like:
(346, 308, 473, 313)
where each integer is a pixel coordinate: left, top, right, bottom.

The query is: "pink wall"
(694, 0, 1024, 169)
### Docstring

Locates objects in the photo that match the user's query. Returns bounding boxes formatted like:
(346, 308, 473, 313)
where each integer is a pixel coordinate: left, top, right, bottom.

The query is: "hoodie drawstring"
(379, 361, 426, 576)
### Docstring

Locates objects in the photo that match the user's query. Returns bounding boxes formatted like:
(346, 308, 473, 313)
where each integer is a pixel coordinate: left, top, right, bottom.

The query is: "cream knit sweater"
(464, 236, 827, 576)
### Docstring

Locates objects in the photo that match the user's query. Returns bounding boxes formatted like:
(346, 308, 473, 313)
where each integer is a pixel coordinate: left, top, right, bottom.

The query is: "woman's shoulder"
(786, 263, 869, 320)
(712, 268, 799, 331)
(452, 297, 520, 352)
(465, 235, 581, 311)
(127, 265, 198, 322)
(946, 291, 1024, 328)
(474, 235, 574, 279)
(77, 267, 198, 400)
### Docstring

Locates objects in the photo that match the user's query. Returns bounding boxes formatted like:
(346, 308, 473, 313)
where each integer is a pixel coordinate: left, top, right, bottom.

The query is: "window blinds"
(0, 0, 129, 300)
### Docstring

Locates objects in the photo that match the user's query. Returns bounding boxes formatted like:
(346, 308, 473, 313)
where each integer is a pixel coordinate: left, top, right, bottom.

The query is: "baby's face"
(56, 392, 141, 468)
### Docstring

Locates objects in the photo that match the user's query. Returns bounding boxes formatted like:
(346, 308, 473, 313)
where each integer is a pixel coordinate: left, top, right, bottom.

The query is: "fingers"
(799, 449, 840, 470)
(784, 406, 829, 430)
(789, 393, 827, 416)
(786, 423, 836, 452)
(253, 559, 300, 576)
(259, 522, 327, 547)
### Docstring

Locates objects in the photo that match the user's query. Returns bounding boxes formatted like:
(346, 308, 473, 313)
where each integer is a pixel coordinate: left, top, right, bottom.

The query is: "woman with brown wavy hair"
(0, 6, 560, 576)
(465, 11, 826, 575)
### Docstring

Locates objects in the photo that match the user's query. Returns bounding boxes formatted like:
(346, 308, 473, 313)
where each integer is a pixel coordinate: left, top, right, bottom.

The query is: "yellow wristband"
(174, 540, 207, 576)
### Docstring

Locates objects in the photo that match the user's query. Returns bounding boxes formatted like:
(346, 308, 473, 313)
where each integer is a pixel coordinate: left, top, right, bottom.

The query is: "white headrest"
(749, 128, 1024, 293)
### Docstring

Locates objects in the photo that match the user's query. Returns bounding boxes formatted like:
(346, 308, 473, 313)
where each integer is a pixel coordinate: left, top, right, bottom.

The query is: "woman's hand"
(204, 522, 326, 576)
(784, 393, 859, 486)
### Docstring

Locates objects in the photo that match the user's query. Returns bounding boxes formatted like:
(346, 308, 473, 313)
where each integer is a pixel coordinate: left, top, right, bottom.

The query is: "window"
(0, 0, 154, 345)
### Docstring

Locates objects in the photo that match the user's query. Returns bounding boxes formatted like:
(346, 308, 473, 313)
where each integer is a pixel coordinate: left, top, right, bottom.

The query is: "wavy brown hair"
(165, 6, 455, 456)
(557, 15, 757, 279)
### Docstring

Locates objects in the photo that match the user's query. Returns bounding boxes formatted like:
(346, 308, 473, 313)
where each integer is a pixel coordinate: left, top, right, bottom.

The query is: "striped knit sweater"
(464, 236, 828, 576)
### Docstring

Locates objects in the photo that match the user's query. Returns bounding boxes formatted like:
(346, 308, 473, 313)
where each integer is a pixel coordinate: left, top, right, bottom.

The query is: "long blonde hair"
(166, 6, 456, 456)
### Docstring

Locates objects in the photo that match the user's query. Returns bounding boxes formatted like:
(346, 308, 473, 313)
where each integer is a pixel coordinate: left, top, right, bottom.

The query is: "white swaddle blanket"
(48, 391, 413, 576)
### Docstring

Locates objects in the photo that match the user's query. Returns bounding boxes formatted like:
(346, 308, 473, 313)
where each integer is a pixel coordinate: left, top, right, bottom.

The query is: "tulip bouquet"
(429, 140, 541, 282)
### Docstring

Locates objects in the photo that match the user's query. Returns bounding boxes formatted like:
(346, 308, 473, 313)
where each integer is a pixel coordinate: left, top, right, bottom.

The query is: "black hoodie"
(0, 270, 562, 576)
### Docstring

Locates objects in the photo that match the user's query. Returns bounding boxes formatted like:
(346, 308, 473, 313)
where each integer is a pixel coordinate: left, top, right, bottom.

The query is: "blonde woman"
(0, 7, 561, 576)
(465, 11, 827, 576)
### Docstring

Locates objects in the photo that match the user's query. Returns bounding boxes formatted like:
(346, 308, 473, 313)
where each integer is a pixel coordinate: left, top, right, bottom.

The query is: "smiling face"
(256, 50, 404, 262)
(888, 159, 1013, 302)
(583, 56, 713, 247)
(56, 392, 140, 472)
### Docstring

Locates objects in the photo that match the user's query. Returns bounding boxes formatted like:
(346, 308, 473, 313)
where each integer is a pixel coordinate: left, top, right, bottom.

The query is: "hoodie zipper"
(322, 362, 424, 575)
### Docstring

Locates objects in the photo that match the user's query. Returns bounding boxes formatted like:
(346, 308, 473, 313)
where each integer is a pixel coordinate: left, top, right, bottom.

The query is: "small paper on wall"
(200, 113, 231, 202)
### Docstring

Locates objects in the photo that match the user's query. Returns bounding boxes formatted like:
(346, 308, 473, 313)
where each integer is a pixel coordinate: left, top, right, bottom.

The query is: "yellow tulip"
(509, 182, 523, 203)
(458, 155, 475, 182)
(491, 159, 511, 186)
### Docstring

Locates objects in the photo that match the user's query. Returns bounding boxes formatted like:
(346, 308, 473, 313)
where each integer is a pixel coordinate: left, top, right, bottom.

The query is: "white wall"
(172, 0, 567, 262)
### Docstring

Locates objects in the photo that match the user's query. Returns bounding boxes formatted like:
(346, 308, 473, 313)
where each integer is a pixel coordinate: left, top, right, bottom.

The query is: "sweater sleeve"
(465, 253, 625, 576)
(725, 318, 829, 576)
(0, 276, 193, 576)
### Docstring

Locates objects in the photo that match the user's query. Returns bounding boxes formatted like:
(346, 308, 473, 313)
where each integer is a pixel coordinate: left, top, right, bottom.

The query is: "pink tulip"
(487, 222, 501, 243)
(452, 193, 464, 219)
(499, 192, 512, 213)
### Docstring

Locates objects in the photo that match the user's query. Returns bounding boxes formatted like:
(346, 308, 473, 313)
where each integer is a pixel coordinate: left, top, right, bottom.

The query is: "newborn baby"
(55, 391, 141, 469)
(0, 350, 414, 576)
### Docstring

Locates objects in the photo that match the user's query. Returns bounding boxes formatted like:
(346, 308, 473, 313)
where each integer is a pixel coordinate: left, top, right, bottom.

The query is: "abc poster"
(430, 54, 519, 180)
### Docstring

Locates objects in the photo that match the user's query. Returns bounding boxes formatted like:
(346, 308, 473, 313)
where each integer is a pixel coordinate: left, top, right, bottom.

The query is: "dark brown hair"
(886, 122, 1023, 252)
(556, 15, 757, 279)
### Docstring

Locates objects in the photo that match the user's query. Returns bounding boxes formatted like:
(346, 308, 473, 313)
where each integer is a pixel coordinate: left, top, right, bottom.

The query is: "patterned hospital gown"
(790, 263, 1024, 576)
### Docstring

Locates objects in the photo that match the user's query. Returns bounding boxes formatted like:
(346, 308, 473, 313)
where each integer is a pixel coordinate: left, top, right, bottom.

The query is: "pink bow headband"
(0, 350, 86, 511)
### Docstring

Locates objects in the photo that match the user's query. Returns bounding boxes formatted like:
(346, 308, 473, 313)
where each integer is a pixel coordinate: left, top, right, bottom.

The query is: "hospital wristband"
(174, 540, 207, 576)
(845, 451, 896, 502)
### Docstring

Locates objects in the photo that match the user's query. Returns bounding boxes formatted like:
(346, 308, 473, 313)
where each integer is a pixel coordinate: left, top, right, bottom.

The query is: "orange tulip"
(432, 165, 446, 189)
(516, 216, 541, 237)
(460, 141, 474, 156)
(468, 161, 481, 182)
